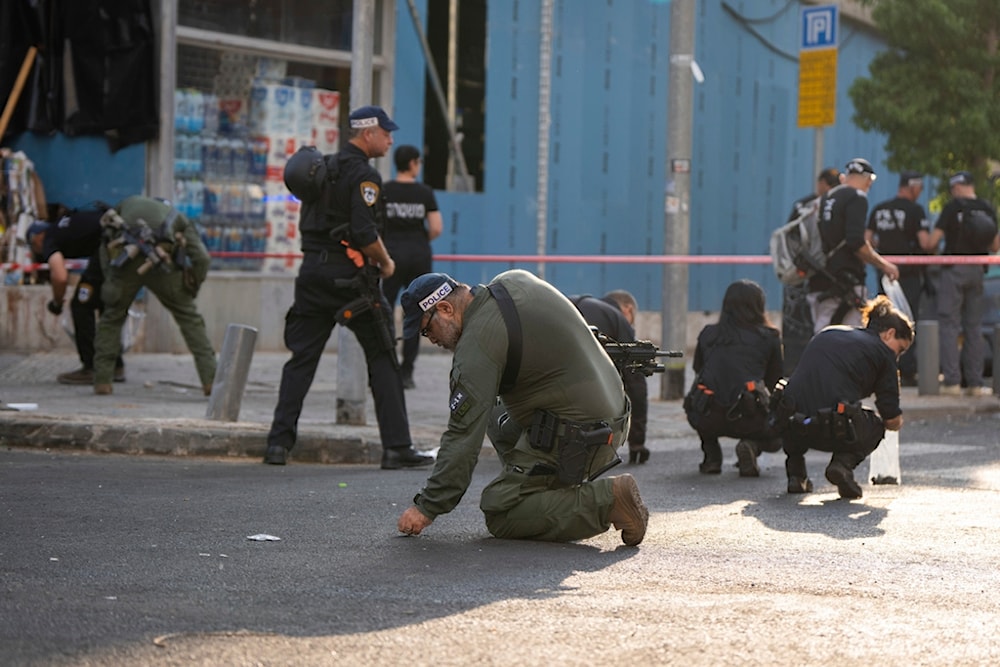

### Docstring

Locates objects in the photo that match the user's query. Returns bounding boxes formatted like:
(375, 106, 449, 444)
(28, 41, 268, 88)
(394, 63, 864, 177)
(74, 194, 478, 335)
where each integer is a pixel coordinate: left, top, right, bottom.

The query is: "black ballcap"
(899, 170, 923, 188)
(949, 171, 974, 187)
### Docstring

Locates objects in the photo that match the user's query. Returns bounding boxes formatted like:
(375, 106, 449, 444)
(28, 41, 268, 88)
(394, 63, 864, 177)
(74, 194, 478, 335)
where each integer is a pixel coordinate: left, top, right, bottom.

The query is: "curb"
(0, 414, 383, 464)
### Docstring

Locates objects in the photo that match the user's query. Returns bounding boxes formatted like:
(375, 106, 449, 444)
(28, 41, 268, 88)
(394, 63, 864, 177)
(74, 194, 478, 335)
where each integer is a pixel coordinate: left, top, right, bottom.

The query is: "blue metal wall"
(10, 1, 902, 315)
(418, 0, 897, 311)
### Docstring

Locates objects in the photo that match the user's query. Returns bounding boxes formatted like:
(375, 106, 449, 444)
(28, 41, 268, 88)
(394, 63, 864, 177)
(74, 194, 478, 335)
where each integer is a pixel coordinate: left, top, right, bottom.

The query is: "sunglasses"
(420, 308, 438, 337)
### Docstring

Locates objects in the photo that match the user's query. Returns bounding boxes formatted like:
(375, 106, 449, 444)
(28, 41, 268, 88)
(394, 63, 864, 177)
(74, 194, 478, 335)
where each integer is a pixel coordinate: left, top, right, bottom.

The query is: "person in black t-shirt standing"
(920, 171, 1000, 396)
(381, 145, 443, 390)
(865, 170, 930, 385)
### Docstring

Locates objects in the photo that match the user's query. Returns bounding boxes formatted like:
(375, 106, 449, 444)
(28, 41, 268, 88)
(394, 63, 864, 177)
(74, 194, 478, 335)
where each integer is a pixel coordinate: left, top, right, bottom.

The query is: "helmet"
(283, 146, 327, 203)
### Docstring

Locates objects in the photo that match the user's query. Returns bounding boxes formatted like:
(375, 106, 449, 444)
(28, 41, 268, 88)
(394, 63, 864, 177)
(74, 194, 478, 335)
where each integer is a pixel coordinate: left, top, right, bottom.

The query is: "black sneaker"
(787, 477, 814, 494)
(381, 447, 434, 470)
(825, 461, 862, 499)
(114, 366, 126, 383)
(401, 373, 416, 390)
(735, 440, 760, 477)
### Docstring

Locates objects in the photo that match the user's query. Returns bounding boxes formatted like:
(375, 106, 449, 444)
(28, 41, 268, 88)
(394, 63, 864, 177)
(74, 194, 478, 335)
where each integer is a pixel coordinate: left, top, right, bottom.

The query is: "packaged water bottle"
(231, 136, 249, 181)
(201, 135, 218, 180)
(202, 93, 219, 135)
(188, 134, 203, 176)
(217, 137, 234, 182)
(188, 178, 204, 220)
(174, 88, 190, 132)
(174, 133, 187, 176)
(188, 89, 205, 134)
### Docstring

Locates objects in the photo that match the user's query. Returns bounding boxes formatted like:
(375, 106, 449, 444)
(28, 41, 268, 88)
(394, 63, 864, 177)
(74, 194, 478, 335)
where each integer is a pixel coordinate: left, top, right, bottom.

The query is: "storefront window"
(175, 43, 351, 272)
(178, 0, 382, 54)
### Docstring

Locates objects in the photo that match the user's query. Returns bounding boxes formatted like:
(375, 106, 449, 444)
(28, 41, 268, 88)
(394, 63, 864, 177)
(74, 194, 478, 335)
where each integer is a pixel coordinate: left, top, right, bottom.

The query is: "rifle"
(334, 265, 399, 369)
(106, 218, 172, 275)
(591, 328, 683, 377)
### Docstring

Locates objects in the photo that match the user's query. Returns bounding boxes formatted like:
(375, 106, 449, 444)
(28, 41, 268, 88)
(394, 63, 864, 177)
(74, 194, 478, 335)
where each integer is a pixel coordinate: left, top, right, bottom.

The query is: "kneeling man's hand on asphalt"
(398, 505, 433, 536)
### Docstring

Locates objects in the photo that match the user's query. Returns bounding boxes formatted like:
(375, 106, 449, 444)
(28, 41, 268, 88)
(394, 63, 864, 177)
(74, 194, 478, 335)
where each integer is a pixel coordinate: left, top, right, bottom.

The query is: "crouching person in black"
(684, 280, 784, 476)
(777, 295, 913, 499)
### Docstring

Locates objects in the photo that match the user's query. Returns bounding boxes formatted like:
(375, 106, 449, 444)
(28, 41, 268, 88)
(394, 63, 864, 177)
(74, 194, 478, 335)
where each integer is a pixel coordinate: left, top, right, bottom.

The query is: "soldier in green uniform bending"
(92, 195, 217, 395)
(396, 270, 650, 545)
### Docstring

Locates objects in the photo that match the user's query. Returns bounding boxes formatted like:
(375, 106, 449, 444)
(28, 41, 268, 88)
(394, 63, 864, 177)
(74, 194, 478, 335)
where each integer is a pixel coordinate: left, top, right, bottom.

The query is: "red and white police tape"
(5, 253, 1000, 273)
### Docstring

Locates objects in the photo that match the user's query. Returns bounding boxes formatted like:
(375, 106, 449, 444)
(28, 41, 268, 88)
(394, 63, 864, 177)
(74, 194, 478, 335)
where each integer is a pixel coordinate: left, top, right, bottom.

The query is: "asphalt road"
(3, 412, 1000, 666)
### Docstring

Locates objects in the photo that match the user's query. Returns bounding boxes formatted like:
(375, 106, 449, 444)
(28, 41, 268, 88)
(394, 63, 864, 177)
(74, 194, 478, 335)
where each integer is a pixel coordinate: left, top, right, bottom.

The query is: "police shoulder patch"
(360, 181, 380, 206)
(449, 385, 473, 419)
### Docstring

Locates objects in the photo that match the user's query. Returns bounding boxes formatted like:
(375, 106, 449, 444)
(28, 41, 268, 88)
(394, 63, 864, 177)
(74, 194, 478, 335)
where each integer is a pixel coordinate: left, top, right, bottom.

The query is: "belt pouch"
(555, 423, 589, 485)
(528, 410, 559, 452)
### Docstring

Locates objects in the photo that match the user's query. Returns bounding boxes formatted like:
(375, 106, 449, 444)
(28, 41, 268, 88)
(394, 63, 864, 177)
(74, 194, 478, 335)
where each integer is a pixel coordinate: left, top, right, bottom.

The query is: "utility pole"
(337, 0, 376, 425)
(660, 0, 696, 400)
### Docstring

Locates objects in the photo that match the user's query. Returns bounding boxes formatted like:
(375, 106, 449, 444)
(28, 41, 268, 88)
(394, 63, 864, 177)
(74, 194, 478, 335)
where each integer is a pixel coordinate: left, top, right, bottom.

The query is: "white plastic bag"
(869, 428, 901, 485)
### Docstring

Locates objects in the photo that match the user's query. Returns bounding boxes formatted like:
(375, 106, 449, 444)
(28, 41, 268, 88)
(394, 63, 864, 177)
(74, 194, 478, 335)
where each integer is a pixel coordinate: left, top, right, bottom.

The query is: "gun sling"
(486, 281, 522, 394)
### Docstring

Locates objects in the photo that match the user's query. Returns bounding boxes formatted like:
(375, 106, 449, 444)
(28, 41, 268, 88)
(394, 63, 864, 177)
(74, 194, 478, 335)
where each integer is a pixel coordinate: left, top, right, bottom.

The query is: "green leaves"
(849, 0, 1000, 199)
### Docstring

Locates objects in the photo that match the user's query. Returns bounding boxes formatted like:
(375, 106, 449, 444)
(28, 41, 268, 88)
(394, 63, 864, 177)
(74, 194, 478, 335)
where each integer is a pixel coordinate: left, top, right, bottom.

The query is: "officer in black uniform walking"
(264, 105, 432, 470)
(777, 295, 913, 499)
(27, 204, 125, 385)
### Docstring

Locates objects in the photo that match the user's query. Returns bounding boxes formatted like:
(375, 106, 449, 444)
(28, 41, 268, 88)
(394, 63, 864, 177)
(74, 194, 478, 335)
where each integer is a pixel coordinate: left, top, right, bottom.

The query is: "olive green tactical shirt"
(414, 269, 626, 519)
(115, 195, 211, 281)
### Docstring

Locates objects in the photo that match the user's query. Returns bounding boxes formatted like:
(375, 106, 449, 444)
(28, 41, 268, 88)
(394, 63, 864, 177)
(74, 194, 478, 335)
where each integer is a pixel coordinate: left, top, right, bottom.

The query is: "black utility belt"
(303, 247, 354, 264)
(527, 410, 621, 486)
(792, 401, 863, 442)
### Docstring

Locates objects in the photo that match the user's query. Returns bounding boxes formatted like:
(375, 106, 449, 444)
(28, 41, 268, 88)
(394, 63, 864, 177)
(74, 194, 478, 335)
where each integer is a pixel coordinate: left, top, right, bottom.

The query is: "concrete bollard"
(205, 323, 258, 421)
(917, 320, 939, 396)
(336, 327, 367, 425)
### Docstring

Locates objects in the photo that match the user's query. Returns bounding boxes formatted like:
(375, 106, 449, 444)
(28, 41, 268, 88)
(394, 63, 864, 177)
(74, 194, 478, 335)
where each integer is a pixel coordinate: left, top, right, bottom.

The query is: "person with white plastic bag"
(772, 295, 913, 499)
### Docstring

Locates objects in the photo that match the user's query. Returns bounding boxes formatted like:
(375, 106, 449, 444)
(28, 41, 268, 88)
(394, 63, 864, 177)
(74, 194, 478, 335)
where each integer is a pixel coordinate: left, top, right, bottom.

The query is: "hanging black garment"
(61, 0, 158, 151)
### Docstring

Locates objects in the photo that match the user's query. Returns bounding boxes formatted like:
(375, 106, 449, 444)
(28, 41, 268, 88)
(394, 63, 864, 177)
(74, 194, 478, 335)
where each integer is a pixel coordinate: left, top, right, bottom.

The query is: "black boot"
(263, 444, 288, 465)
(381, 447, 434, 470)
(699, 437, 722, 474)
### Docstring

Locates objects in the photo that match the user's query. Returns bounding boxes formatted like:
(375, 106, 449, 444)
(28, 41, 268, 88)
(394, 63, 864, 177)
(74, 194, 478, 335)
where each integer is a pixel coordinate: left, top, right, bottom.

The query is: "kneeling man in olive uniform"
(396, 270, 649, 545)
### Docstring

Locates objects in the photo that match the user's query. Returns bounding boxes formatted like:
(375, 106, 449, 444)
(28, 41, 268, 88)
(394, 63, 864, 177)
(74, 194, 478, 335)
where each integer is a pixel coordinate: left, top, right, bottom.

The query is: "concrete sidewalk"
(2, 349, 998, 463)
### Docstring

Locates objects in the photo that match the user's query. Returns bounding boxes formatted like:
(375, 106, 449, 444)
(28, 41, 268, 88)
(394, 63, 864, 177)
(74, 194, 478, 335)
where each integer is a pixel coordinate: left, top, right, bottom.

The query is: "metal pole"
(535, 0, 554, 279)
(446, 0, 458, 187)
(813, 128, 824, 184)
(403, 0, 472, 188)
(205, 324, 258, 421)
(917, 320, 939, 396)
(337, 0, 376, 426)
(660, 0, 696, 400)
(993, 324, 1000, 395)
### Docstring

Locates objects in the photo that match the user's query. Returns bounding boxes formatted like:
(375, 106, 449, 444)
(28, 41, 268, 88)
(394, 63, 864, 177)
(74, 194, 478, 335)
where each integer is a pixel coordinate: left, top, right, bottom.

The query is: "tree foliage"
(849, 0, 1000, 196)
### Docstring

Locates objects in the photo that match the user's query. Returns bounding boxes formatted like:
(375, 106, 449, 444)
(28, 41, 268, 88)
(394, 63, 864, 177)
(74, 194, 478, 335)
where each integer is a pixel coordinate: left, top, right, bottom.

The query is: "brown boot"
(608, 474, 649, 546)
(94, 383, 113, 395)
(57, 367, 94, 385)
(203, 384, 213, 397)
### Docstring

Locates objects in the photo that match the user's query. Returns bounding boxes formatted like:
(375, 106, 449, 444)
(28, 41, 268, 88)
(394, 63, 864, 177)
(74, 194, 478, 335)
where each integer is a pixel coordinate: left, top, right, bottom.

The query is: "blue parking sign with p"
(801, 5, 838, 50)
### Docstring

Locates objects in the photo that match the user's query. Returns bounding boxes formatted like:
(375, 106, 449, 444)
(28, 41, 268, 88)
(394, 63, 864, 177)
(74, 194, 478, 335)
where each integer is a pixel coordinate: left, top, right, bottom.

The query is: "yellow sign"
(797, 48, 837, 128)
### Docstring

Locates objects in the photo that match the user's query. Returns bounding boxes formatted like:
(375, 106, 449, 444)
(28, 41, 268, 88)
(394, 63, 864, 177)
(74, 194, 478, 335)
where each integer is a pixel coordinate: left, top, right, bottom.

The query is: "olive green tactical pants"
(480, 402, 624, 542)
(93, 262, 217, 387)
